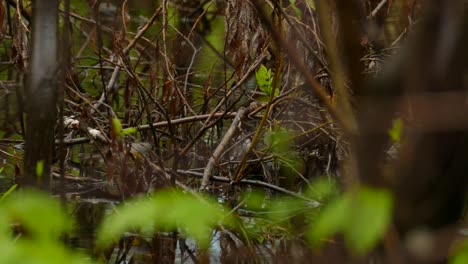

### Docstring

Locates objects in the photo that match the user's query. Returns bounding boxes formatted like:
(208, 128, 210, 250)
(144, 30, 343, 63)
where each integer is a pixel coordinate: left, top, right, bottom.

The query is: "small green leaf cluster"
(255, 64, 278, 97)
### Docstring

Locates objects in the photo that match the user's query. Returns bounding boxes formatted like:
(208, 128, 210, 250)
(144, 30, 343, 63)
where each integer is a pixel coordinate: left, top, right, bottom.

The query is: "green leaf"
(305, 0, 316, 10)
(112, 117, 123, 138)
(36, 160, 44, 177)
(289, 0, 302, 20)
(268, 196, 305, 222)
(264, 127, 303, 174)
(0, 189, 73, 241)
(450, 239, 468, 264)
(308, 187, 393, 255)
(122, 127, 138, 136)
(97, 189, 234, 249)
(308, 195, 350, 247)
(388, 118, 403, 143)
(255, 64, 272, 88)
(264, 127, 291, 154)
(305, 178, 338, 203)
(344, 187, 393, 255)
(242, 190, 267, 211)
(256, 64, 277, 96)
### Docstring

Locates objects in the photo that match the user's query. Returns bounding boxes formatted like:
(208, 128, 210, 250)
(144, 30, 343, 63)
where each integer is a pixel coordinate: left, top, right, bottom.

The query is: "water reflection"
(66, 198, 281, 263)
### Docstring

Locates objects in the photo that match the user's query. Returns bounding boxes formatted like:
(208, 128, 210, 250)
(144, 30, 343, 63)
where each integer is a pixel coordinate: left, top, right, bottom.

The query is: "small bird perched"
(130, 142, 152, 160)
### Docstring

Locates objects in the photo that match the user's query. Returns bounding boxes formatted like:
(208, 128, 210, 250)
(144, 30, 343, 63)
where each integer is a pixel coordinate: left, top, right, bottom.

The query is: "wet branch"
(201, 107, 247, 190)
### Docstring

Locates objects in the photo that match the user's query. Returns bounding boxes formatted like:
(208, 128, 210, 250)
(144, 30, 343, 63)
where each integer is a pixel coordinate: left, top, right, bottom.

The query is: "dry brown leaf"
(225, 0, 267, 76)
(12, 11, 29, 71)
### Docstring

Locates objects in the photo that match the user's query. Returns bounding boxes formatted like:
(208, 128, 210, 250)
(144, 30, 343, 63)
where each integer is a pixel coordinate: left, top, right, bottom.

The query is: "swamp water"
(67, 198, 279, 264)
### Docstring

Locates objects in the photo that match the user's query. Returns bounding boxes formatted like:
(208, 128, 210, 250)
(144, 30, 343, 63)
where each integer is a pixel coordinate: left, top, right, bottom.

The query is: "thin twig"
(178, 49, 268, 157)
(368, 0, 388, 19)
(251, 0, 352, 134)
(92, 7, 162, 111)
(201, 108, 247, 190)
(232, 5, 285, 183)
(176, 169, 321, 206)
(58, 111, 260, 146)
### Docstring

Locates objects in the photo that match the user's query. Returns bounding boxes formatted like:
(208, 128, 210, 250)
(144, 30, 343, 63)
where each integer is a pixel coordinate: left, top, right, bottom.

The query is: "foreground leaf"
(388, 117, 403, 143)
(345, 187, 393, 255)
(308, 195, 350, 247)
(97, 189, 234, 248)
(450, 239, 468, 264)
(0, 189, 94, 264)
(308, 186, 393, 255)
(0, 189, 72, 240)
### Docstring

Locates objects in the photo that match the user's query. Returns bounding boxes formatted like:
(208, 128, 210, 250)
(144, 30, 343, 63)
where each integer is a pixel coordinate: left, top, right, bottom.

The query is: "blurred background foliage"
(0, 0, 466, 263)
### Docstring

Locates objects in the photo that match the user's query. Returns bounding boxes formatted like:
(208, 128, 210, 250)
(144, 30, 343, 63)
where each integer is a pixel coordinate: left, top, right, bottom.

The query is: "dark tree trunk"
(22, 0, 58, 190)
(354, 1, 467, 253)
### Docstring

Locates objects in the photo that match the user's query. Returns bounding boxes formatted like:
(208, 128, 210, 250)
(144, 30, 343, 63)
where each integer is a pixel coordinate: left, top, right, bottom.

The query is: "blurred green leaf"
(450, 239, 468, 264)
(263, 127, 305, 179)
(0, 240, 95, 264)
(35, 160, 44, 177)
(112, 117, 123, 138)
(306, 0, 316, 10)
(308, 194, 350, 247)
(268, 196, 306, 222)
(264, 127, 303, 175)
(345, 187, 393, 255)
(264, 127, 291, 154)
(97, 189, 234, 248)
(277, 152, 304, 175)
(289, 0, 302, 20)
(242, 190, 267, 211)
(70, 0, 90, 16)
(305, 178, 338, 203)
(388, 117, 403, 143)
(308, 186, 393, 255)
(0, 189, 94, 264)
(0, 189, 72, 240)
(122, 127, 138, 136)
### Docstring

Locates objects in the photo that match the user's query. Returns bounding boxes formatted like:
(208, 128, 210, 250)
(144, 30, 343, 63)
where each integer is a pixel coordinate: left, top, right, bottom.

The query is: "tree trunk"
(22, 0, 58, 190)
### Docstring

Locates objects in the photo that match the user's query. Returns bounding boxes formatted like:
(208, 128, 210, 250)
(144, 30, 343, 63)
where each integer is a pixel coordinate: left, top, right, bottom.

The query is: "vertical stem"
(232, 3, 284, 183)
(23, 0, 58, 190)
(59, 0, 71, 203)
